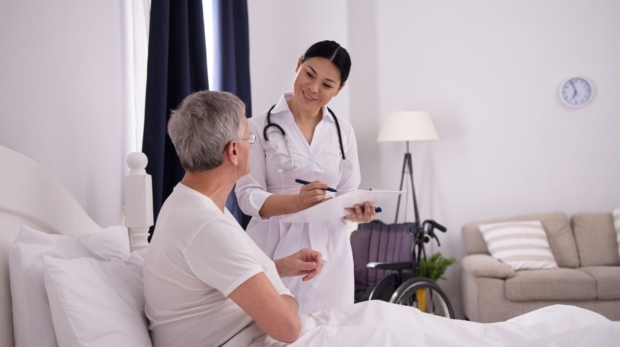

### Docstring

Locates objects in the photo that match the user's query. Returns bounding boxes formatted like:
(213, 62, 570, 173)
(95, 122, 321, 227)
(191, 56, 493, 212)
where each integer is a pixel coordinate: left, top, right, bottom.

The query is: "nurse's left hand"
(344, 201, 377, 223)
(274, 248, 324, 281)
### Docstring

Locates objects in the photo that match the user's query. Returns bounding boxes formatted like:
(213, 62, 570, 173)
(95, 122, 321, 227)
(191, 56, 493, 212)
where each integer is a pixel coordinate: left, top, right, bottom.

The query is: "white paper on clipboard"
(279, 189, 405, 223)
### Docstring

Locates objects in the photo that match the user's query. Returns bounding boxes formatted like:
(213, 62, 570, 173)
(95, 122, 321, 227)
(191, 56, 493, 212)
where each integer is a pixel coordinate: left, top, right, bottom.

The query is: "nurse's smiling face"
(292, 57, 345, 111)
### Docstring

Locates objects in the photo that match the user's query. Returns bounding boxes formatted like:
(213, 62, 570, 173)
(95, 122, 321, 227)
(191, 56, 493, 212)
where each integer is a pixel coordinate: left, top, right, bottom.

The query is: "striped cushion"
(614, 208, 620, 257)
(478, 220, 558, 270)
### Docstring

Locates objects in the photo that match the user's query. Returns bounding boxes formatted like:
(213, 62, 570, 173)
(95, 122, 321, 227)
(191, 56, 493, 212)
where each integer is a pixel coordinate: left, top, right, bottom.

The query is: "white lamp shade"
(377, 111, 439, 142)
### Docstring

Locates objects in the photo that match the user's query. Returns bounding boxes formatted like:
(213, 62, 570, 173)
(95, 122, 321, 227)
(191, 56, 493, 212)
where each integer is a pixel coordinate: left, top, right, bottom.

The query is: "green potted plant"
(416, 252, 456, 312)
(419, 252, 456, 281)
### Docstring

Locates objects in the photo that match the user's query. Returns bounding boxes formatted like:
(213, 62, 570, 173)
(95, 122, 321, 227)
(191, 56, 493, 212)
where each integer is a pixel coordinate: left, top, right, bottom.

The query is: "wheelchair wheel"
(389, 277, 454, 318)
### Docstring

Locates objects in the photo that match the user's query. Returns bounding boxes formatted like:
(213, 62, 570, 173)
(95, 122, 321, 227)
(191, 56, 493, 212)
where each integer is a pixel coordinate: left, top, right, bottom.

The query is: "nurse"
(235, 40, 375, 314)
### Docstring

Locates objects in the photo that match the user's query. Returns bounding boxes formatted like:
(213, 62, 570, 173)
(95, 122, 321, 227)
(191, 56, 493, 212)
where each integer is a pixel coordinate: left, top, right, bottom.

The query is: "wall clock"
(559, 77, 593, 108)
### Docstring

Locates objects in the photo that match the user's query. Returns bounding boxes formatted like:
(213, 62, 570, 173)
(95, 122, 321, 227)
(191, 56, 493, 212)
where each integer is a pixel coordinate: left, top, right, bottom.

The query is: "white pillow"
(42, 253, 152, 347)
(614, 208, 620, 257)
(9, 225, 130, 347)
(479, 220, 558, 270)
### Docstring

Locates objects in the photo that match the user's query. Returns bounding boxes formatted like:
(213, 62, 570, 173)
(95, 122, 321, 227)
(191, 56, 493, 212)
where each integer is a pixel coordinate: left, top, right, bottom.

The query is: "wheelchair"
(351, 219, 455, 318)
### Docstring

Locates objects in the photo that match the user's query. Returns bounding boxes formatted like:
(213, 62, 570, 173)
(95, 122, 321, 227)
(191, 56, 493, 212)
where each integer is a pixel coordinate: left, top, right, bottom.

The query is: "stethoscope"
(263, 104, 354, 173)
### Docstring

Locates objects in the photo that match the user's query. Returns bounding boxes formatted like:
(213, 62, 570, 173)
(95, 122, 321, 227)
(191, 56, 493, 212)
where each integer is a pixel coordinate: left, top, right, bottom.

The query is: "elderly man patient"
(143, 91, 322, 346)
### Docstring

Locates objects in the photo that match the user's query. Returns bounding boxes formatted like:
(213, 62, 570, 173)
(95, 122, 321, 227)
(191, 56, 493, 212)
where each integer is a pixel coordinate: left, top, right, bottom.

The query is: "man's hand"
(274, 248, 324, 281)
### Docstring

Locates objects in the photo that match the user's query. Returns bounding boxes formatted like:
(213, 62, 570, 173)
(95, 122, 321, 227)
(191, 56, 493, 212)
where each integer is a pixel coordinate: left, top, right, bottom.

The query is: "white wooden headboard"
(0, 145, 153, 346)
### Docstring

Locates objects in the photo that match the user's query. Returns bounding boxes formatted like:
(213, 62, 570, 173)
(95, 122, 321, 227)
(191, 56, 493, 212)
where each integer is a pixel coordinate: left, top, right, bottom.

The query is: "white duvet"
(227, 301, 620, 347)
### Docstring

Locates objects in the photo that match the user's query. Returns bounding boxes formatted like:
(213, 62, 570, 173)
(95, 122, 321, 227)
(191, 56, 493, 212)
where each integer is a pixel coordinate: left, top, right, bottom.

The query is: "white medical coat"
(235, 92, 361, 313)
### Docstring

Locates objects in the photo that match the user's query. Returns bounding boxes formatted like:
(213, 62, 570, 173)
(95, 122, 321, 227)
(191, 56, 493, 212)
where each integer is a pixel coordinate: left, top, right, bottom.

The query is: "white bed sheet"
(226, 301, 620, 347)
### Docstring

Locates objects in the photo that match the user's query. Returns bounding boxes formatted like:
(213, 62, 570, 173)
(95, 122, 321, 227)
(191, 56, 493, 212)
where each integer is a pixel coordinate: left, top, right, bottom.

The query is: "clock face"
(560, 77, 593, 107)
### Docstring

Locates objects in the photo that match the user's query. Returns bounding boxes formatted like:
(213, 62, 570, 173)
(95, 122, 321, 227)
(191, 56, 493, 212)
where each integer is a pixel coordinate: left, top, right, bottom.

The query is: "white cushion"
(43, 253, 152, 347)
(614, 208, 620, 257)
(479, 220, 558, 270)
(9, 225, 130, 347)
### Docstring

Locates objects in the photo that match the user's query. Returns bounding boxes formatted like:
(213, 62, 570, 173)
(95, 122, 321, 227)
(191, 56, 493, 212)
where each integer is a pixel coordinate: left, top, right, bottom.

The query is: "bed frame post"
(124, 152, 153, 257)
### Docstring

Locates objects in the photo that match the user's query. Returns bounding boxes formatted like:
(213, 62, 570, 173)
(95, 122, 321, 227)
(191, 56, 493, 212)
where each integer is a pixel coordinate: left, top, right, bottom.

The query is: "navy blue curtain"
(142, 0, 209, 234)
(214, 0, 252, 229)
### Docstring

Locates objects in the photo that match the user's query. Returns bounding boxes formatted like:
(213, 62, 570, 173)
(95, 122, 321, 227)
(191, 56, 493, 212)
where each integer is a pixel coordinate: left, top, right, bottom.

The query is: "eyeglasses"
(241, 134, 256, 144)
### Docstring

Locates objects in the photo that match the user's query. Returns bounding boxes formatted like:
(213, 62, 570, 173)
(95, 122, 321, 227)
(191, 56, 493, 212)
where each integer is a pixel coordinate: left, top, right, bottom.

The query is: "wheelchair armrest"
(367, 262, 412, 270)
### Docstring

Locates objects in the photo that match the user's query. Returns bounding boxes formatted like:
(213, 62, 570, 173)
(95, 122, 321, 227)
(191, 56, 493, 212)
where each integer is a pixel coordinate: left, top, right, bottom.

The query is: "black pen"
(295, 179, 338, 193)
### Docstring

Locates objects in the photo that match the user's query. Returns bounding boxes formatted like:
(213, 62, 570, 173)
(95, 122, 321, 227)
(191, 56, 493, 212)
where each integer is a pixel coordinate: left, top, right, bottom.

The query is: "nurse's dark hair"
(301, 40, 351, 85)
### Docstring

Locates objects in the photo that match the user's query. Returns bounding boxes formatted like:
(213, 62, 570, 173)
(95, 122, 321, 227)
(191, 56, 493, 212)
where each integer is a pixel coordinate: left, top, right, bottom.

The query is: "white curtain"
(203, 0, 216, 90)
(132, 0, 150, 152)
(124, 0, 151, 155)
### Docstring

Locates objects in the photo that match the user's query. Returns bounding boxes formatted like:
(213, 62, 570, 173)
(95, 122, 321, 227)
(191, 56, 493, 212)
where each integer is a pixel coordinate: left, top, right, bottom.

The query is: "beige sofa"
(461, 211, 620, 323)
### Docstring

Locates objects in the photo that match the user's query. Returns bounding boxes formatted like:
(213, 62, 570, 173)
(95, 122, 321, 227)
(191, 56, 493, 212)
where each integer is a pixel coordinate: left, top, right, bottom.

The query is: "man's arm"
(228, 273, 301, 343)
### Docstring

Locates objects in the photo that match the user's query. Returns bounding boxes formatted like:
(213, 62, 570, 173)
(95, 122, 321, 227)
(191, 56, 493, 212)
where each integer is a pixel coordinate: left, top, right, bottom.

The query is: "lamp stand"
(394, 141, 420, 225)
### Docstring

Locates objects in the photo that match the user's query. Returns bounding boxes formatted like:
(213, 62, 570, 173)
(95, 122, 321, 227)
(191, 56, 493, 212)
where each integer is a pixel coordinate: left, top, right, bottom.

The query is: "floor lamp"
(377, 111, 439, 224)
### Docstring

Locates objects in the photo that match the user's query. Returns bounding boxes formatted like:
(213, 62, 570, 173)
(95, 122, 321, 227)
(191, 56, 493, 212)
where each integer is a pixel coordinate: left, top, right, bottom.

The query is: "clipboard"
(279, 189, 405, 223)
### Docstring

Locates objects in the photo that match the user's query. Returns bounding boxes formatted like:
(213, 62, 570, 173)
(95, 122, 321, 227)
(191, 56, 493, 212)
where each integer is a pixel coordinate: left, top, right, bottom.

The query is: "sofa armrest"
(462, 254, 515, 279)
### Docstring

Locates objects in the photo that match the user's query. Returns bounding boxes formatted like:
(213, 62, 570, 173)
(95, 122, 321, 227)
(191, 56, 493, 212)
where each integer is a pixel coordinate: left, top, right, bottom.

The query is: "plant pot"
(416, 288, 427, 312)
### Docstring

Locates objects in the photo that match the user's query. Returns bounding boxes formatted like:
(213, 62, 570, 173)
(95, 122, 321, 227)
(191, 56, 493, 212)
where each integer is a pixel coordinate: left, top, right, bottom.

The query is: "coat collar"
(269, 92, 334, 123)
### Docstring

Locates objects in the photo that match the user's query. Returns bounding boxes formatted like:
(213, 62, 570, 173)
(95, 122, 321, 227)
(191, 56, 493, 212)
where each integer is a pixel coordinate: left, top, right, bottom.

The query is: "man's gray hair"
(168, 91, 246, 172)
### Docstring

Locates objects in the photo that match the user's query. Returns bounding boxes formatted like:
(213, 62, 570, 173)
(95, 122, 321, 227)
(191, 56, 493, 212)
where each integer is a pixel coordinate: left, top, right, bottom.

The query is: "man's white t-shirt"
(143, 183, 292, 347)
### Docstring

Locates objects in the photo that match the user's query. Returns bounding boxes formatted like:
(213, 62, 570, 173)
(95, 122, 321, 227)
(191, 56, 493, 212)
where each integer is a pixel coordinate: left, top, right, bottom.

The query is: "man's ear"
(224, 140, 239, 166)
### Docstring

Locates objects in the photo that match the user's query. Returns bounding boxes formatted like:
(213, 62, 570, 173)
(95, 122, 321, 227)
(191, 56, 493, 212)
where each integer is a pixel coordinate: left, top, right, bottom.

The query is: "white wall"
(250, 0, 620, 317)
(0, 0, 128, 227)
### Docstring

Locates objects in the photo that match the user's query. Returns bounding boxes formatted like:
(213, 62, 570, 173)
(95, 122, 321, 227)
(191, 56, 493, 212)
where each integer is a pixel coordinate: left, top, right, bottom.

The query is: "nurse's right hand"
(295, 180, 333, 211)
